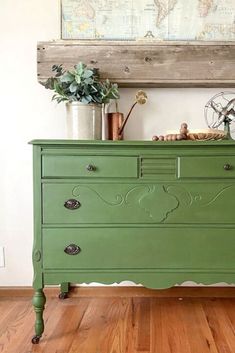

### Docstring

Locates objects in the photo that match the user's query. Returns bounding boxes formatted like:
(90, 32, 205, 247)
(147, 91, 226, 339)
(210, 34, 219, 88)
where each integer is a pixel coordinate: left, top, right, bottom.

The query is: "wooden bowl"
(187, 129, 225, 141)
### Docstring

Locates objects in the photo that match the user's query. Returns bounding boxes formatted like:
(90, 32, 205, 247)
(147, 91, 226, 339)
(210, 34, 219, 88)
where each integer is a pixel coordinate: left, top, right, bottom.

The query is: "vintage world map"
(61, 0, 235, 40)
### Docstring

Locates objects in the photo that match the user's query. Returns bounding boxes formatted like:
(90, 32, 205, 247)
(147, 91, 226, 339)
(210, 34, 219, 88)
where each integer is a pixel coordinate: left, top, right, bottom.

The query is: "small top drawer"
(42, 155, 138, 178)
(179, 156, 235, 178)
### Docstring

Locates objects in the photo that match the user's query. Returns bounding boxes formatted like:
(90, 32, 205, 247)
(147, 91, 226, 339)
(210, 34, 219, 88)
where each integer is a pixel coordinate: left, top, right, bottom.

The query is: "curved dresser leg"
(32, 289, 46, 344)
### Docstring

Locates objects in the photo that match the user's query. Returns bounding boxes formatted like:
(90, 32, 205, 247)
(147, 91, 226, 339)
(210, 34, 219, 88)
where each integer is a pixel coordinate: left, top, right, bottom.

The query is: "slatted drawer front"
(141, 157, 176, 179)
(179, 156, 235, 179)
(43, 228, 235, 270)
(42, 155, 138, 178)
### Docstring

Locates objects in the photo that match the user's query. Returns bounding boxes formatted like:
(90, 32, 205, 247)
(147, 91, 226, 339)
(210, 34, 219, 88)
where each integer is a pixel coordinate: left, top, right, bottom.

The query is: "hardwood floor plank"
(150, 298, 192, 353)
(125, 298, 136, 353)
(203, 299, 235, 353)
(0, 300, 32, 353)
(150, 298, 164, 353)
(68, 298, 113, 353)
(38, 298, 90, 353)
(220, 299, 235, 332)
(180, 299, 219, 353)
(134, 297, 151, 352)
(98, 298, 133, 353)
(0, 296, 235, 353)
(0, 300, 20, 334)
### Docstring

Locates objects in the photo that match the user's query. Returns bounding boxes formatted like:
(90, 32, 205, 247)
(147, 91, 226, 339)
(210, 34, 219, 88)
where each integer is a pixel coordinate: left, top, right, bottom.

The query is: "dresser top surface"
(29, 139, 235, 147)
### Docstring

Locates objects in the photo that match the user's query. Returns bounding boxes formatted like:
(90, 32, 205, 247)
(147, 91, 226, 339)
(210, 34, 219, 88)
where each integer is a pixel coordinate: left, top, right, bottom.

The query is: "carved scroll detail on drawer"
(140, 158, 176, 180)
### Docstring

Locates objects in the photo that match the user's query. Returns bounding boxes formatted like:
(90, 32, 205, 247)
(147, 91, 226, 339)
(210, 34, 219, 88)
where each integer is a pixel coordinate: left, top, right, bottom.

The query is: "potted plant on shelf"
(41, 62, 119, 140)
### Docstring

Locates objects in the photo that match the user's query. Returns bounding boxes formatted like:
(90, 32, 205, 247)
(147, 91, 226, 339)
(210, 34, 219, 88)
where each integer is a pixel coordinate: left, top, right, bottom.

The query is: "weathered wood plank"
(37, 40, 235, 87)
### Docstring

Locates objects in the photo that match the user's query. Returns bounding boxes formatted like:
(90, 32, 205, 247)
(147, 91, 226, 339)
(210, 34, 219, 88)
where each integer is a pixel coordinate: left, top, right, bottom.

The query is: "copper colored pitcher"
(106, 112, 124, 140)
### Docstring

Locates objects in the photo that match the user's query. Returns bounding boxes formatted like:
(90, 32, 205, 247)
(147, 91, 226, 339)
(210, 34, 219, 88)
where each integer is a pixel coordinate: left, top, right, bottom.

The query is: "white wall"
(0, 0, 232, 286)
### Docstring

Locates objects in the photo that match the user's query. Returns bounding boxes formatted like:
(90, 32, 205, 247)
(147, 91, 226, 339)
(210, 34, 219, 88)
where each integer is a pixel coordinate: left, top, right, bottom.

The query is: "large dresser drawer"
(42, 155, 138, 178)
(43, 228, 235, 270)
(43, 182, 178, 224)
(43, 183, 178, 224)
(43, 182, 235, 224)
(179, 156, 235, 179)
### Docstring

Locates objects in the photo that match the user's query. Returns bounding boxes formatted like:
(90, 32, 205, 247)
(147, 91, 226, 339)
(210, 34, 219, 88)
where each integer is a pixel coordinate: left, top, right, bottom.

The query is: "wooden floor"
(1, 295, 235, 353)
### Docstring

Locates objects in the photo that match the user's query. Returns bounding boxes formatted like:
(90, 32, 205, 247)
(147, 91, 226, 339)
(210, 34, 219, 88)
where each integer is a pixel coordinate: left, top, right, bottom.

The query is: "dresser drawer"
(42, 155, 138, 178)
(42, 228, 235, 270)
(43, 182, 235, 224)
(42, 183, 181, 224)
(179, 156, 235, 178)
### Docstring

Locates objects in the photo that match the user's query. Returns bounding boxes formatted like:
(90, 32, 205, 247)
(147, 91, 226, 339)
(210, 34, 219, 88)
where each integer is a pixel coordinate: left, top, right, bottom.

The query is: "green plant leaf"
(84, 78, 93, 85)
(69, 81, 78, 93)
(75, 75, 81, 84)
(75, 62, 86, 75)
(81, 97, 89, 104)
(83, 70, 93, 79)
(60, 72, 75, 83)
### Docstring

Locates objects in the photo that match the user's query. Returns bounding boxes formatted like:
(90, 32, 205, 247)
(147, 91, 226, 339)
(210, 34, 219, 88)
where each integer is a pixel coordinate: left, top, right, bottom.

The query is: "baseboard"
(0, 286, 235, 298)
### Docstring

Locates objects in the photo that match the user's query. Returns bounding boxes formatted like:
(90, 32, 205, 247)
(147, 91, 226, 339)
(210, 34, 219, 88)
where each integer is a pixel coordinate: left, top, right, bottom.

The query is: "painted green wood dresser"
(30, 139, 235, 343)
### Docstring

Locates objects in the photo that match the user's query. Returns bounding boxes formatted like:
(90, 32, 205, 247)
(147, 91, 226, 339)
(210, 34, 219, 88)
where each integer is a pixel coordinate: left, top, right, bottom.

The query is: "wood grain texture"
(1, 286, 235, 298)
(202, 299, 235, 353)
(1, 296, 235, 353)
(37, 40, 235, 87)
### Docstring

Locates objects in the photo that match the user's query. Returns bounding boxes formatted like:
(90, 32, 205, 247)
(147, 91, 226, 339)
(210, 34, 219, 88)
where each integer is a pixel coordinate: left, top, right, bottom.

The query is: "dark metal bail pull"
(64, 244, 81, 255)
(64, 199, 81, 210)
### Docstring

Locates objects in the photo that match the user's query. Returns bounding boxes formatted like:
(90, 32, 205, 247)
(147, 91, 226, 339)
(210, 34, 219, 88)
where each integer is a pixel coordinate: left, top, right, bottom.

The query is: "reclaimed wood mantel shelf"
(37, 40, 235, 88)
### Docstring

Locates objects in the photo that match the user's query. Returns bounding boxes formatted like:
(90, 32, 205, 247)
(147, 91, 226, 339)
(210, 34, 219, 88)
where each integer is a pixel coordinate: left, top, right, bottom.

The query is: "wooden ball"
(159, 135, 164, 141)
(180, 123, 188, 130)
(176, 134, 183, 140)
(180, 133, 187, 140)
(152, 135, 159, 141)
(180, 123, 188, 136)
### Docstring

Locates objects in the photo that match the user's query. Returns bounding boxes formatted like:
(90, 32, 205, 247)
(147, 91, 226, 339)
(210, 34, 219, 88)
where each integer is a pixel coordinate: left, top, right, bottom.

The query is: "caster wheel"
(32, 335, 41, 344)
(59, 292, 68, 300)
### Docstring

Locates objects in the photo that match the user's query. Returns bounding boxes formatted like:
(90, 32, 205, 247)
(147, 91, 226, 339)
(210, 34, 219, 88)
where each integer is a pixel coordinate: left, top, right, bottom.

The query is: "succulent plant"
(41, 62, 119, 104)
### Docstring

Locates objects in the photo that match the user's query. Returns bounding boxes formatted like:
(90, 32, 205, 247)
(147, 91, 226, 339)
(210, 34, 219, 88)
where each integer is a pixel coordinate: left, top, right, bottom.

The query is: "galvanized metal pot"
(66, 102, 102, 140)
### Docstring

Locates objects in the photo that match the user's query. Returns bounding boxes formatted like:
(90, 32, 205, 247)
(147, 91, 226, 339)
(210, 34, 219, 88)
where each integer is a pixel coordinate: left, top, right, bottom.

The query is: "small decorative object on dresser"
(205, 92, 235, 139)
(40, 62, 119, 139)
(106, 112, 124, 140)
(153, 123, 226, 141)
(107, 90, 147, 140)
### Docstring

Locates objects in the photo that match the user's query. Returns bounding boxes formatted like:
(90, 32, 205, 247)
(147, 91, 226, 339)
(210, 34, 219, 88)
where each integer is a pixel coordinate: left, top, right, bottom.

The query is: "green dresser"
(30, 140, 235, 343)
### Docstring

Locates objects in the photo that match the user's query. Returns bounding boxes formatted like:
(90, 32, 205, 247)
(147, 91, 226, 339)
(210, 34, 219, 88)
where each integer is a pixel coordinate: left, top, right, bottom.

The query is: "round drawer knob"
(64, 244, 81, 255)
(224, 164, 232, 171)
(64, 199, 81, 210)
(86, 164, 96, 172)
